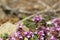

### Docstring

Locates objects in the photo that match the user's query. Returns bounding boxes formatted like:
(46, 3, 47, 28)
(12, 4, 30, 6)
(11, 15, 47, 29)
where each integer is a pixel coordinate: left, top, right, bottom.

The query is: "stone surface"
(0, 22, 29, 35)
(0, 22, 17, 35)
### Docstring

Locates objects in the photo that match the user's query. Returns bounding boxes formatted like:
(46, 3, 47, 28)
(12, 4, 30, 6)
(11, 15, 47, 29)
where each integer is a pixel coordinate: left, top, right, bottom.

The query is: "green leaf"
(24, 19, 36, 32)
(24, 19, 32, 27)
(28, 23, 36, 32)
(32, 35, 38, 40)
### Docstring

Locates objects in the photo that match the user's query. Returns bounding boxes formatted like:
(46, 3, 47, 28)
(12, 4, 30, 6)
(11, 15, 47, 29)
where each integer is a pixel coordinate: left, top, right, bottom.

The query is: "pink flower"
(24, 31, 34, 38)
(39, 36, 44, 40)
(51, 27, 56, 32)
(24, 32, 28, 35)
(56, 27, 60, 31)
(27, 35, 31, 38)
(32, 15, 43, 22)
(50, 36, 56, 40)
(52, 18, 60, 27)
(11, 37, 16, 40)
(17, 23, 23, 28)
(14, 31, 21, 37)
(51, 26, 60, 32)
(19, 35, 23, 39)
(46, 27, 50, 30)
(38, 30, 45, 36)
(10, 35, 16, 40)
(42, 27, 50, 35)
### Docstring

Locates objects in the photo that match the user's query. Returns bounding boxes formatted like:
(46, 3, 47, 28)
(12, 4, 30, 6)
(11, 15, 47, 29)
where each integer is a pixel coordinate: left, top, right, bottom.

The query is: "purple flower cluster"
(50, 35, 56, 40)
(52, 18, 60, 27)
(35, 27, 50, 40)
(3, 15, 60, 40)
(9, 23, 34, 40)
(49, 18, 60, 40)
(9, 23, 24, 40)
(52, 18, 60, 31)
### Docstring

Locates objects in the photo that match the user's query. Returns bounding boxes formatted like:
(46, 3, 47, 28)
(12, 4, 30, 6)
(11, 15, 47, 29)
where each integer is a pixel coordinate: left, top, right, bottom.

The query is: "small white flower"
(34, 31, 37, 34)
(47, 32, 50, 35)
(32, 35, 34, 37)
(36, 28, 38, 30)
(46, 21, 52, 24)
(27, 35, 31, 38)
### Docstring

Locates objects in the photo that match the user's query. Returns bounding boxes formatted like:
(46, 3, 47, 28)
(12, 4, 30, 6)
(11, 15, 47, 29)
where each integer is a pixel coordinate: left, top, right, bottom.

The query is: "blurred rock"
(0, 22, 17, 35)
(0, 22, 29, 35)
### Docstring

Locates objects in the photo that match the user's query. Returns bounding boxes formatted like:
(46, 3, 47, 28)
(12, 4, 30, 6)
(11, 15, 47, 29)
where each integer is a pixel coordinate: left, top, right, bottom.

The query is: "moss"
(24, 19, 36, 32)
(32, 35, 38, 40)
(0, 33, 8, 39)
(24, 19, 32, 27)
(3, 33, 8, 39)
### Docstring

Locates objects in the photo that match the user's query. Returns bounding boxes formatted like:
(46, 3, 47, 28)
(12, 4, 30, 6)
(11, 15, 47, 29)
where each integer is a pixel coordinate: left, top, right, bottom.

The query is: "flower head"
(17, 23, 23, 28)
(10, 36, 16, 40)
(50, 36, 56, 40)
(39, 36, 44, 40)
(52, 18, 60, 27)
(56, 27, 60, 31)
(32, 15, 43, 22)
(16, 23, 23, 31)
(14, 31, 21, 37)
(19, 35, 23, 39)
(38, 30, 45, 36)
(9, 34, 16, 40)
(24, 31, 34, 38)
